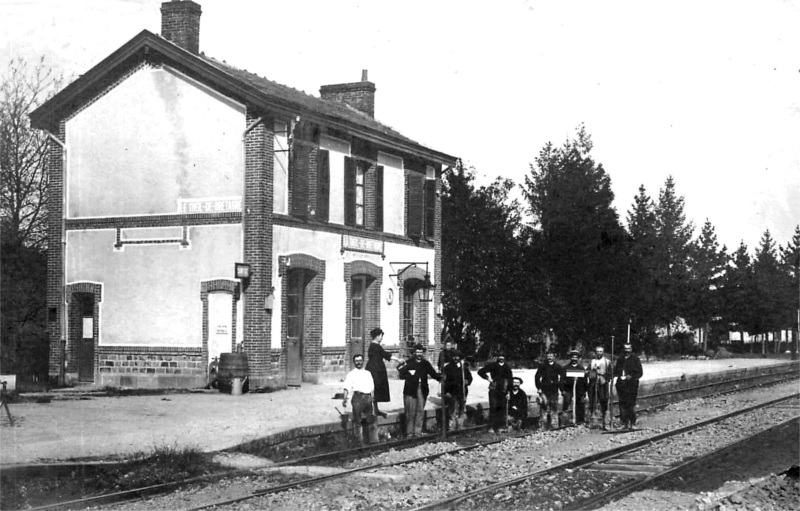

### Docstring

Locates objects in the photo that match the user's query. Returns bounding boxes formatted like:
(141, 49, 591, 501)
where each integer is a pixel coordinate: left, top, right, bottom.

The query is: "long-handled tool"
(609, 335, 615, 431)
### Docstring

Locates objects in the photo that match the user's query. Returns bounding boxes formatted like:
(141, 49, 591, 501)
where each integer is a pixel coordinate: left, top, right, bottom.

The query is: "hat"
(370, 327, 384, 339)
(413, 343, 427, 352)
(512, 377, 523, 385)
(568, 349, 580, 357)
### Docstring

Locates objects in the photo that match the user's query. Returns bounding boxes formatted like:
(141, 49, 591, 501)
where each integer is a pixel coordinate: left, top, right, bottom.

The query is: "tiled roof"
(200, 54, 424, 149)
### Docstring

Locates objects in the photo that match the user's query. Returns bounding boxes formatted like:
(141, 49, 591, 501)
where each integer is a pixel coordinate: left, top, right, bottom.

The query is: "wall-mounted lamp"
(389, 262, 436, 303)
(265, 286, 276, 311)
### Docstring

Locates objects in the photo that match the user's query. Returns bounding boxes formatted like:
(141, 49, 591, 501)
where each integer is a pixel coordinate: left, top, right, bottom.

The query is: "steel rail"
(567, 415, 800, 510)
(21, 371, 797, 511)
(411, 392, 799, 511)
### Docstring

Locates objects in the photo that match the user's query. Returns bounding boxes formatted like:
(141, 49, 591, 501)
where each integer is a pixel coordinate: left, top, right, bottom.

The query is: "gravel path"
(100, 380, 798, 511)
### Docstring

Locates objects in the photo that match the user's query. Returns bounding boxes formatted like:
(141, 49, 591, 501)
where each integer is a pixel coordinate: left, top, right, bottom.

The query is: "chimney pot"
(361, 70, 368, 82)
(161, 0, 202, 55)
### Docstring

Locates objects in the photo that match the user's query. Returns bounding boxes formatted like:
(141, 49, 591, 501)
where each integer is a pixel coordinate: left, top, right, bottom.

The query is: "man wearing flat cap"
(535, 350, 562, 429)
(614, 343, 643, 429)
(507, 376, 528, 430)
(561, 350, 588, 425)
(478, 353, 514, 433)
(443, 350, 472, 431)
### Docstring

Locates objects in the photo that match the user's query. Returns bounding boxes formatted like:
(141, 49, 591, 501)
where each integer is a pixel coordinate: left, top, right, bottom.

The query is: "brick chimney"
(320, 70, 376, 118)
(161, 0, 202, 55)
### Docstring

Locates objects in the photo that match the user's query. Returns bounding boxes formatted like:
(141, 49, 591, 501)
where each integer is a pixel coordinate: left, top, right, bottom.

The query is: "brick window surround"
(343, 260, 383, 369)
(396, 265, 429, 358)
(278, 254, 325, 381)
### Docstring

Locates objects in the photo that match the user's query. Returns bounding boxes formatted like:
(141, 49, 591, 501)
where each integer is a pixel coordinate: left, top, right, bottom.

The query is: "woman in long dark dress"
(366, 327, 397, 417)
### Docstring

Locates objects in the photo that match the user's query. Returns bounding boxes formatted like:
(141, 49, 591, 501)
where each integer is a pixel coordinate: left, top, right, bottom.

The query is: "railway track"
(414, 393, 800, 511)
(18, 368, 798, 511)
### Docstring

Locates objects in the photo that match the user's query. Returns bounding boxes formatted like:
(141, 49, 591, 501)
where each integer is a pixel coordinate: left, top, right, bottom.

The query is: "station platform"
(0, 357, 795, 467)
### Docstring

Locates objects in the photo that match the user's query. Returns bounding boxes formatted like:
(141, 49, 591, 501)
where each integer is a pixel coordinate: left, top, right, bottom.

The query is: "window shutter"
(317, 149, 330, 222)
(375, 165, 384, 232)
(291, 144, 310, 218)
(407, 173, 424, 238)
(344, 156, 356, 227)
(424, 178, 435, 238)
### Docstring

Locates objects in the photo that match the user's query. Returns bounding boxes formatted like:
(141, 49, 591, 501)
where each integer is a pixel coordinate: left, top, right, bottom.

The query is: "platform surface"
(0, 357, 792, 466)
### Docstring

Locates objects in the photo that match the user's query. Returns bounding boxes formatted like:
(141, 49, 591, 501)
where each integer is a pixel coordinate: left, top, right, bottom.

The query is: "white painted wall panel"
(66, 66, 245, 218)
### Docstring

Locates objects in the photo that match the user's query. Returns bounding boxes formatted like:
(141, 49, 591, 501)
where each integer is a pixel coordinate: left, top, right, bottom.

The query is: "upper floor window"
(356, 164, 365, 227)
(273, 121, 289, 214)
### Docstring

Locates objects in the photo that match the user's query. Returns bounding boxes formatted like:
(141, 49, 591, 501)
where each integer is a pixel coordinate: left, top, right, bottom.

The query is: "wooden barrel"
(218, 352, 249, 381)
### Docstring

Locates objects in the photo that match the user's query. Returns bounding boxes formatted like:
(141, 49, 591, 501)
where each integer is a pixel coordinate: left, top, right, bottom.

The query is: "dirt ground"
(0, 358, 790, 466)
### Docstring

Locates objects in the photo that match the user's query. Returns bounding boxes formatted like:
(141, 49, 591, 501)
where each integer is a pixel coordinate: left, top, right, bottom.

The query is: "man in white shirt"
(342, 354, 378, 444)
(588, 346, 612, 429)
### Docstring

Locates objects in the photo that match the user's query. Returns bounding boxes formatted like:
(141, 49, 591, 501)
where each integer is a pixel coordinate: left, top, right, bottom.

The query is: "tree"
(652, 176, 694, 340)
(687, 220, 727, 351)
(522, 126, 633, 354)
(441, 160, 534, 359)
(780, 225, 800, 358)
(0, 56, 61, 379)
(625, 185, 660, 348)
(1, 56, 60, 250)
(723, 241, 755, 348)
(752, 230, 786, 353)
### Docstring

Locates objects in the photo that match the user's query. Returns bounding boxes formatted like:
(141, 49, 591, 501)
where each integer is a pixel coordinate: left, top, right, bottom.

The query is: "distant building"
(31, 0, 456, 389)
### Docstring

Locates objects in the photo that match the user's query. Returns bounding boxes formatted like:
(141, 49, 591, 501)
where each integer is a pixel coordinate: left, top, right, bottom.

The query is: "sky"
(3, 0, 799, 253)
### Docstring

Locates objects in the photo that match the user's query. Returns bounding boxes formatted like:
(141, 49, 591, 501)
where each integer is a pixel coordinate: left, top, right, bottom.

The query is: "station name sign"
(178, 197, 242, 214)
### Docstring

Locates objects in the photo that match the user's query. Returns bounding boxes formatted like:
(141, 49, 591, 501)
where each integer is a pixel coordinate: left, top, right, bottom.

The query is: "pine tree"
(626, 185, 659, 343)
(687, 220, 727, 351)
(780, 225, 800, 358)
(752, 230, 785, 353)
(723, 242, 755, 348)
(653, 176, 694, 341)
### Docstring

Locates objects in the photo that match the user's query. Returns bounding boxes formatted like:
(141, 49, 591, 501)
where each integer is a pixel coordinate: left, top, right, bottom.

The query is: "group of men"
(535, 344, 643, 430)
(342, 332, 644, 444)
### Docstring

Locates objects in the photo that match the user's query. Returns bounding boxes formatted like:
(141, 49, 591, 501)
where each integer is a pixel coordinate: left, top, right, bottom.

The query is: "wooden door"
(286, 270, 306, 386)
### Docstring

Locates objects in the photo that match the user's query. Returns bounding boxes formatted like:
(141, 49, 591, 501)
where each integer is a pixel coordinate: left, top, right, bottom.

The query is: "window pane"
(356, 206, 364, 226)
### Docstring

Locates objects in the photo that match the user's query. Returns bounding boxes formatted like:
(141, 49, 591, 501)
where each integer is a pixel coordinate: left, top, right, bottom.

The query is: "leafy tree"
(687, 220, 728, 350)
(522, 126, 633, 354)
(652, 176, 694, 340)
(0, 56, 61, 379)
(441, 161, 533, 359)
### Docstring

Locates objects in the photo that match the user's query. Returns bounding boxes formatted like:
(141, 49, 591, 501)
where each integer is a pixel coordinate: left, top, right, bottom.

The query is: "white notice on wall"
(216, 324, 229, 336)
(82, 317, 93, 339)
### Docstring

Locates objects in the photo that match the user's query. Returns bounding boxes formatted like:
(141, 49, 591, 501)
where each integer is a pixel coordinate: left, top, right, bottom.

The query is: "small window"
(355, 164, 365, 227)
(402, 281, 416, 340)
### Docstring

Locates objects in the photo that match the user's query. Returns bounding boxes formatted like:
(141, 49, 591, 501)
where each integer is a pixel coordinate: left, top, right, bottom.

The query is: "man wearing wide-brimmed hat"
(562, 349, 588, 425)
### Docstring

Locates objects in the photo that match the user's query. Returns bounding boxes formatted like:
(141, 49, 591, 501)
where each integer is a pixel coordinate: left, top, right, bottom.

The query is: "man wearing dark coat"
(507, 377, 528, 429)
(535, 351, 562, 429)
(614, 343, 644, 429)
(398, 344, 442, 436)
(365, 327, 398, 417)
(443, 350, 472, 431)
(561, 350, 588, 424)
(477, 353, 514, 433)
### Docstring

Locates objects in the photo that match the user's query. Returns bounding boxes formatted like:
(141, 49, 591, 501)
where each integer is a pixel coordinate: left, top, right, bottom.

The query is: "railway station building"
(31, 0, 456, 389)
